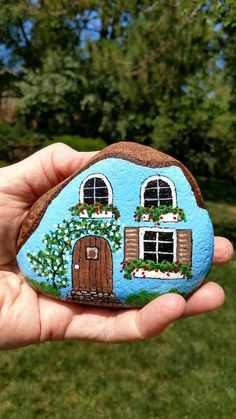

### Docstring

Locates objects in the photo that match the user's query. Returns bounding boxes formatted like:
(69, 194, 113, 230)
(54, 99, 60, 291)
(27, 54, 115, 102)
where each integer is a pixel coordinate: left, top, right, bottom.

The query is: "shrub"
(0, 122, 46, 163)
(48, 135, 107, 151)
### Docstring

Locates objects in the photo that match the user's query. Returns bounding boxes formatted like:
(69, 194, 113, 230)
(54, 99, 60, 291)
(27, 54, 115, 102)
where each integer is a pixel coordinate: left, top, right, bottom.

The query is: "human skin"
(0, 143, 234, 350)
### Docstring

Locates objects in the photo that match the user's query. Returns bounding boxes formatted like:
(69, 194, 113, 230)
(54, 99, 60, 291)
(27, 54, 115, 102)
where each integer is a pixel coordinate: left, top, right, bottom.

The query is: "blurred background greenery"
(0, 1, 235, 418)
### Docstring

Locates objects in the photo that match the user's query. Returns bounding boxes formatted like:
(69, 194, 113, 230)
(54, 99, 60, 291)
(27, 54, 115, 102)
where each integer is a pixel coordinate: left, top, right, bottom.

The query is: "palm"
(0, 144, 233, 349)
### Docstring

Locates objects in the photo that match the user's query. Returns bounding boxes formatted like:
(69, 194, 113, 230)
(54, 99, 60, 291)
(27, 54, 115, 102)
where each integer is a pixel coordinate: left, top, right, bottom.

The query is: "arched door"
(72, 236, 113, 293)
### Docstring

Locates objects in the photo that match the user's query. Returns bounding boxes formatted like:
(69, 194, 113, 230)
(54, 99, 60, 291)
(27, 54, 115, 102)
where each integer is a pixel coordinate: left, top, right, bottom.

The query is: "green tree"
(0, 1, 236, 178)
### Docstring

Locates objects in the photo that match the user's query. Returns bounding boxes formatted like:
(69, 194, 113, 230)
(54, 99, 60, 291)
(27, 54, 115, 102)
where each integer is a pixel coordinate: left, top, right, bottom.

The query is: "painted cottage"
(17, 142, 214, 307)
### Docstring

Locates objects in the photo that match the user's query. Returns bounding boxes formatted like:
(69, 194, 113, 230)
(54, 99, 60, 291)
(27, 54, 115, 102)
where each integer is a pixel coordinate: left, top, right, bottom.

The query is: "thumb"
(0, 143, 97, 203)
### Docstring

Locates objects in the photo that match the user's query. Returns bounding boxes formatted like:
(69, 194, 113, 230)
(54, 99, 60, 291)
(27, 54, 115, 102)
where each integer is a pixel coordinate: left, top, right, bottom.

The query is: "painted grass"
(0, 178, 235, 419)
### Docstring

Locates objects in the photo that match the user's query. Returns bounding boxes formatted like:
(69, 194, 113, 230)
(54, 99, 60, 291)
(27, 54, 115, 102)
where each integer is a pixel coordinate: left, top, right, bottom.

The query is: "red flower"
(124, 274, 127, 279)
(99, 205, 103, 210)
(173, 216, 176, 220)
(160, 216, 163, 220)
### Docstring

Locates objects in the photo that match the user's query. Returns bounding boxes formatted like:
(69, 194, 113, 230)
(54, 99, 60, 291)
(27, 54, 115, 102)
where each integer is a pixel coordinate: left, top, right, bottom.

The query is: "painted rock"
(17, 142, 214, 308)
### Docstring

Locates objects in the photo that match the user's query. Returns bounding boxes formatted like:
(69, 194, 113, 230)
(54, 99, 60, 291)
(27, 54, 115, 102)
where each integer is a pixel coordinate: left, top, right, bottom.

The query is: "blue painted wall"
(17, 158, 214, 302)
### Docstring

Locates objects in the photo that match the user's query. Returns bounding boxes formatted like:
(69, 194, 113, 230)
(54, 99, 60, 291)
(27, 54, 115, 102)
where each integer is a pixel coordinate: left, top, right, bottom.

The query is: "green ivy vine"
(27, 218, 122, 289)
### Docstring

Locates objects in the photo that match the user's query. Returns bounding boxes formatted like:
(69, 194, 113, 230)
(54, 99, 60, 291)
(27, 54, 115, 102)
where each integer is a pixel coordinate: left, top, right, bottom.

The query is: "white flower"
(76, 225, 81, 230)
(101, 223, 104, 228)
(49, 274, 53, 278)
(115, 233, 120, 237)
(107, 222, 111, 227)
(41, 272, 45, 276)
(46, 251, 50, 255)
(110, 232, 114, 236)
(69, 223, 73, 227)
(59, 224, 63, 228)
(64, 237, 69, 242)
(91, 224, 94, 229)
(54, 266, 57, 270)
(65, 229, 69, 234)
(43, 240, 47, 244)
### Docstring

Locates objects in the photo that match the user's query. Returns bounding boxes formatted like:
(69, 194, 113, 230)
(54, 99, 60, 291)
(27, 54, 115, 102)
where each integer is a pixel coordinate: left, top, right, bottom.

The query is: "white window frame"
(80, 174, 113, 205)
(141, 175, 177, 208)
(139, 228, 177, 262)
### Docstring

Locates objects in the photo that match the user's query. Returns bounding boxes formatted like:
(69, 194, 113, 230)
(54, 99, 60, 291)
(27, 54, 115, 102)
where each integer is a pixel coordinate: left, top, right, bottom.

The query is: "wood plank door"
(72, 236, 113, 293)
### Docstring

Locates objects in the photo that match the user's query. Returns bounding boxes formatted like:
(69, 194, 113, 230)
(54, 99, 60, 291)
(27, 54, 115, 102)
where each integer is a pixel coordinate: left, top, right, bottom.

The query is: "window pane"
(159, 232, 173, 241)
(158, 242, 173, 252)
(84, 178, 95, 188)
(95, 177, 106, 187)
(159, 187, 172, 199)
(144, 188, 158, 199)
(158, 253, 174, 262)
(96, 187, 109, 198)
(144, 199, 158, 208)
(83, 188, 94, 198)
(158, 179, 169, 187)
(146, 180, 157, 188)
(144, 252, 157, 262)
(96, 197, 109, 205)
(84, 197, 94, 204)
(159, 198, 173, 206)
(144, 241, 156, 252)
(144, 231, 157, 241)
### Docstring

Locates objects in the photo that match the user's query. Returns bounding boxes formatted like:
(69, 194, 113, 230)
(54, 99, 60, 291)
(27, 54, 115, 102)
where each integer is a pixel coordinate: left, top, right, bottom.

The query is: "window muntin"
(141, 176, 176, 208)
(141, 229, 176, 263)
(80, 175, 112, 205)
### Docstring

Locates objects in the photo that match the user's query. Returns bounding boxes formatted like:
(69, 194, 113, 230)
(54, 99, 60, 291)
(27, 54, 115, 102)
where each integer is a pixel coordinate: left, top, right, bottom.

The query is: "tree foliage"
(0, 1, 236, 178)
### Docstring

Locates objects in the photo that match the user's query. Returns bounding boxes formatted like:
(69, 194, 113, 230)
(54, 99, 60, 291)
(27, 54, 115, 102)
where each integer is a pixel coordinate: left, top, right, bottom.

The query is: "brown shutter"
(176, 230, 192, 265)
(124, 227, 139, 261)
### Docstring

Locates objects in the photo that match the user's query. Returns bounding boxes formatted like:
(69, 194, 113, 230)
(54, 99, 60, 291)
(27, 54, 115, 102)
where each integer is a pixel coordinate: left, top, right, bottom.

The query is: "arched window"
(80, 174, 112, 205)
(141, 176, 176, 208)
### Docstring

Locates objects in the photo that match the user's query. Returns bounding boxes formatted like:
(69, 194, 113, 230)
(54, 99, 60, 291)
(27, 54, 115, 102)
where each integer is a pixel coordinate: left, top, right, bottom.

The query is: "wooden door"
(72, 236, 113, 293)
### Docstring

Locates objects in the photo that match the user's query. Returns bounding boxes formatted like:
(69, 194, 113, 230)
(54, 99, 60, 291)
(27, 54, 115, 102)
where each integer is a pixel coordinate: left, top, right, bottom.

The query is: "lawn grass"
(0, 178, 235, 419)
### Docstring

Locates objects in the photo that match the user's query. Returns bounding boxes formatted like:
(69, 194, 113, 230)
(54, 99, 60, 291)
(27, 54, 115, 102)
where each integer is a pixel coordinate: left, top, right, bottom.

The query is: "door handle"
(74, 264, 80, 270)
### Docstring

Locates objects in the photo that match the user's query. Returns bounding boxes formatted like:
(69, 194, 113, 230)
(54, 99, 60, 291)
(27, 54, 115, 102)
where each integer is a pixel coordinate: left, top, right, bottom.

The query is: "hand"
(0, 144, 234, 349)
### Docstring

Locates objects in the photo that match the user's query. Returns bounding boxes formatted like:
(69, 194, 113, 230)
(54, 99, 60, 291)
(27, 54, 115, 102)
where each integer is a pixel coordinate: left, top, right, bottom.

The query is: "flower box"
(79, 210, 113, 219)
(69, 203, 120, 219)
(121, 258, 192, 280)
(141, 213, 179, 222)
(134, 205, 186, 224)
(133, 269, 184, 279)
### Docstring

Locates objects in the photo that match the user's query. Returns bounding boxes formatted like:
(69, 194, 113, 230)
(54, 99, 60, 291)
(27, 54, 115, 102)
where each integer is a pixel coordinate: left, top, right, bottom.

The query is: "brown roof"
(17, 142, 205, 252)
